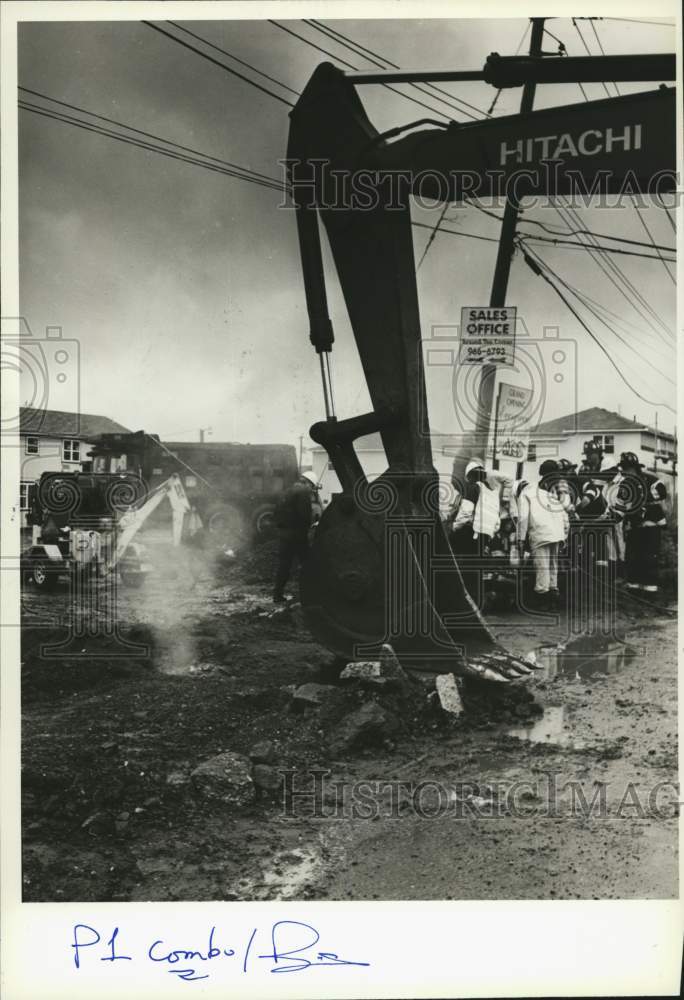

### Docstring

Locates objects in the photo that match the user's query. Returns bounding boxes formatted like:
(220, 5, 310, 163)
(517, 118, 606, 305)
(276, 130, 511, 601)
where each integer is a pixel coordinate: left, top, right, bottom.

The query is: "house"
(19, 406, 130, 526)
(521, 407, 677, 487)
(311, 430, 465, 509)
(311, 407, 677, 508)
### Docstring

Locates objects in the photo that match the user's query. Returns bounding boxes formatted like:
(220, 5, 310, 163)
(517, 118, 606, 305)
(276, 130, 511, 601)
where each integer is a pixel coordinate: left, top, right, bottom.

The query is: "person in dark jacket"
(272, 475, 317, 602)
(616, 452, 667, 593)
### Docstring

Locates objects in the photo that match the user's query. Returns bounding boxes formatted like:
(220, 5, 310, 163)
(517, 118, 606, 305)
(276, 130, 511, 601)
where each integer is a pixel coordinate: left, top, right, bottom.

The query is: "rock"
(252, 764, 282, 793)
(340, 661, 382, 682)
(379, 644, 409, 681)
(293, 683, 342, 709)
(435, 674, 464, 717)
(249, 739, 276, 764)
(340, 645, 409, 688)
(191, 752, 255, 807)
(166, 770, 190, 787)
(328, 702, 399, 754)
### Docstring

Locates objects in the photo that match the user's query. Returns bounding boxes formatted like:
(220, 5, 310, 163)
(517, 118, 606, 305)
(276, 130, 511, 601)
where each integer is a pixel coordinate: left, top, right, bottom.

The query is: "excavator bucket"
(287, 65, 533, 682)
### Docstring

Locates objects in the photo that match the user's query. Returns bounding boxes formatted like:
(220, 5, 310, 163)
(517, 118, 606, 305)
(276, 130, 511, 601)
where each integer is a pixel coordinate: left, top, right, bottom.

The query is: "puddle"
(529, 636, 638, 681)
(506, 705, 574, 746)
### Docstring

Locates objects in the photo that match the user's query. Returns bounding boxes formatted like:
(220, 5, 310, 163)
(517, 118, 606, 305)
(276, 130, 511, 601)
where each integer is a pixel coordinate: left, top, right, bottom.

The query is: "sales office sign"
(459, 306, 516, 366)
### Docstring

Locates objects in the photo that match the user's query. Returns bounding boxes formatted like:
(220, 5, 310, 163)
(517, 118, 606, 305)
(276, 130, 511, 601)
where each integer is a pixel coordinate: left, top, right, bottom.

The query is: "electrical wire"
(571, 18, 612, 98)
(551, 199, 675, 347)
(143, 21, 296, 108)
(416, 201, 449, 270)
(523, 244, 675, 384)
(556, 26, 676, 336)
(20, 91, 509, 252)
(588, 20, 620, 97)
(633, 203, 676, 284)
(268, 19, 455, 121)
(18, 86, 281, 186)
(519, 242, 675, 411)
(304, 18, 487, 120)
(552, 276, 675, 363)
(19, 101, 288, 194)
(410, 220, 500, 244)
(561, 201, 675, 341)
(602, 17, 676, 28)
(518, 233, 676, 262)
(167, 20, 300, 96)
(465, 198, 676, 251)
(487, 22, 530, 115)
(305, 18, 476, 118)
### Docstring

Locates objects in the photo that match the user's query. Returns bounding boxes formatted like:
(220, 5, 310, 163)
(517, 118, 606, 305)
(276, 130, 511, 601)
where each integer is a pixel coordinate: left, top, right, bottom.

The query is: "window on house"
(25, 436, 39, 455)
(527, 443, 537, 462)
(603, 435, 614, 454)
(20, 481, 32, 511)
(63, 439, 80, 463)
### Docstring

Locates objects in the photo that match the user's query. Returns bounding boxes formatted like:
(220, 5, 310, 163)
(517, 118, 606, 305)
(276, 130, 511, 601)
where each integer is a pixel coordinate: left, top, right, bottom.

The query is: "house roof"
(531, 407, 674, 442)
(311, 430, 465, 453)
(19, 406, 130, 439)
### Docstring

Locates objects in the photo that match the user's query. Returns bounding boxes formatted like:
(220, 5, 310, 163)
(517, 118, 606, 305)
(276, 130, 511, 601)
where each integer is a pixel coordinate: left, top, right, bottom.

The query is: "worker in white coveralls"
(448, 458, 512, 607)
(513, 460, 569, 610)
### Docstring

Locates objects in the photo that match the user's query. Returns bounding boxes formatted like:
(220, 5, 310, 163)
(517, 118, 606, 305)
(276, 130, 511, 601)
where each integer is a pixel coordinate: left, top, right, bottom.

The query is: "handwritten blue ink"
(261, 921, 371, 974)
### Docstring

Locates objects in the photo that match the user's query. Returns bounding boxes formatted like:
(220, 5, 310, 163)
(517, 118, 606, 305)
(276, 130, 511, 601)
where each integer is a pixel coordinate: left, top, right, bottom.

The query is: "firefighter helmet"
(539, 459, 559, 477)
(618, 451, 643, 470)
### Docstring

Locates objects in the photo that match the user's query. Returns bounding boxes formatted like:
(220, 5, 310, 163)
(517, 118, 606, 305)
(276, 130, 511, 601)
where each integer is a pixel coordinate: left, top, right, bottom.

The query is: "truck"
(87, 431, 299, 548)
(23, 470, 191, 590)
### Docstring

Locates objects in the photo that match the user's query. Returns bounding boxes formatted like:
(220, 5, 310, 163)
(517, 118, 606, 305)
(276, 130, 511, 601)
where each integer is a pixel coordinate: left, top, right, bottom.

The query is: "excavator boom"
(286, 59, 674, 681)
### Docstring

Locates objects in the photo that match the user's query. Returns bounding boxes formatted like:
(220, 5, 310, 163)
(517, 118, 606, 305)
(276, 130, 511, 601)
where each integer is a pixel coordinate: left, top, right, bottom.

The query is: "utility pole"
(474, 17, 546, 462)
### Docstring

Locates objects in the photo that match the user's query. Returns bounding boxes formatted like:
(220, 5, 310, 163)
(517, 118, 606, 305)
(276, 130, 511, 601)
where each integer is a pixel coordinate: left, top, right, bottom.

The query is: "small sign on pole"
(490, 381, 532, 464)
(459, 306, 516, 366)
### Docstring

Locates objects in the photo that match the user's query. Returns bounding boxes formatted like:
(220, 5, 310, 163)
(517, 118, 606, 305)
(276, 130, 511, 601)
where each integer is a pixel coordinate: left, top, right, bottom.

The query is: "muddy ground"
(21, 533, 678, 901)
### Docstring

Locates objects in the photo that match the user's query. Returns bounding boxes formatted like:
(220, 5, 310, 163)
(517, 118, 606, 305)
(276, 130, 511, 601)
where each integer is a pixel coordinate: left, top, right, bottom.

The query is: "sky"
(16, 14, 677, 455)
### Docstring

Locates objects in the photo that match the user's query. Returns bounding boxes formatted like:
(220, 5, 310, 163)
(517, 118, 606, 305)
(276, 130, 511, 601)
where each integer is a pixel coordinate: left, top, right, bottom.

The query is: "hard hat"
(465, 459, 485, 478)
(618, 451, 642, 470)
(583, 440, 602, 454)
(298, 471, 319, 486)
(539, 459, 559, 477)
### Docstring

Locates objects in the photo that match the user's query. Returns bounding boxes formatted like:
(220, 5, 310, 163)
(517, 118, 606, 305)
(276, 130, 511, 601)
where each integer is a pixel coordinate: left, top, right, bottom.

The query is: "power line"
(305, 18, 478, 119)
(559, 199, 676, 347)
(633, 203, 676, 284)
(411, 219, 500, 244)
(524, 244, 675, 384)
(167, 20, 300, 96)
(602, 17, 676, 28)
(20, 91, 510, 250)
(19, 86, 281, 185)
(518, 233, 675, 262)
(588, 20, 620, 97)
(562, 201, 675, 341)
(305, 18, 487, 120)
(466, 198, 676, 251)
(487, 22, 530, 115)
(143, 21, 296, 108)
(520, 243, 675, 410)
(19, 101, 288, 194)
(552, 199, 675, 347)
(571, 18, 612, 98)
(552, 275, 675, 362)
(416, 201, 449, 270)
(268, 19, 455, 121)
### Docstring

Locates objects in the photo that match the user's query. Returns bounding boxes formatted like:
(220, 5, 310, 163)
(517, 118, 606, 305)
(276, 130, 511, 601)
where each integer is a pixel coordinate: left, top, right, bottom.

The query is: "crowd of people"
(445, 443, 669, 611)
(268, 444, 670, 613)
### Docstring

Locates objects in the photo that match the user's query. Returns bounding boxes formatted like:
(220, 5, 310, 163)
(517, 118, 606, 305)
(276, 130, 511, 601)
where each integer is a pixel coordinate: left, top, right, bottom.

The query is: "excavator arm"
(286, 60, 674, 681)
(111, 473, 192, 571)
